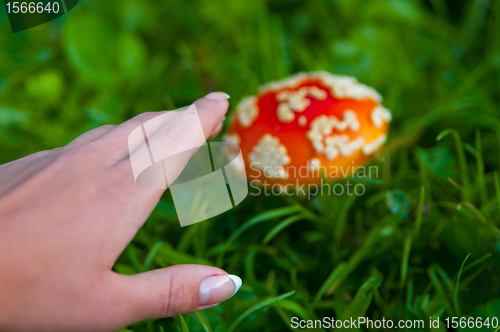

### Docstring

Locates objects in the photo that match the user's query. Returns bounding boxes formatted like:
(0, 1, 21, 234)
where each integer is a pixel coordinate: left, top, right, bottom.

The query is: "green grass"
(1, 0, 500, 331)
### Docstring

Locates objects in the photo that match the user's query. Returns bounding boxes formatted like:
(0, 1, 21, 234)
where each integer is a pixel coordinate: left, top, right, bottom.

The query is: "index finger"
(98, 95, 229, 163)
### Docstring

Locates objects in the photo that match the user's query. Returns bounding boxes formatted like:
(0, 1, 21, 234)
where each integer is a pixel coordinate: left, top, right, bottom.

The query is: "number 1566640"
(6, 2, 60, 14)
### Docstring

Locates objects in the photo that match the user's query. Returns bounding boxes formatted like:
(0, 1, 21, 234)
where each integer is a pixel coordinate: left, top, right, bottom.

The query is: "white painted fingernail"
(228, 274, 242, 298)
(204, 92, 230, 100)
(199, 274, 236, 306)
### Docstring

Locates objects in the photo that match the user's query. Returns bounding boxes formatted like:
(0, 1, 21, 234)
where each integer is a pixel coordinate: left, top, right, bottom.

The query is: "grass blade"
(456, 201, 487, 224)
(279, 299, 312, 321)
(195, 311, 213, 332)
(428, 265, 445, 298)
(227, 291, 295, 332)
(400, 235, 413, 288)
(414, 186, 425, 239)
(339, 276, 381, 328)
(494, 172, 500, 215)
(142, 241, 164, 271)
(311, 262, 347, 309)
(454, 253, 471, 316)
(227, 206, 298, 243)
(462, 253, 492, 273)
(436, 129, 470, 200)
(475, 129, 488, 210)
(406, 279, 414, 311)
(275, 300, 294, 331)
(335, 194, 357, 244)
(178, 314, 190, 332)
(262, 214, 303, 244)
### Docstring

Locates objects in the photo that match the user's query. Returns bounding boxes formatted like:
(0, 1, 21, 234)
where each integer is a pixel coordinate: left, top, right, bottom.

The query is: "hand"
(0, 93, 241, 332)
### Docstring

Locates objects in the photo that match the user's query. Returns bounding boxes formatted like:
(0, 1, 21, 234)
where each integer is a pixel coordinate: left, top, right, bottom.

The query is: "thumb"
(109, 265, 242, 326)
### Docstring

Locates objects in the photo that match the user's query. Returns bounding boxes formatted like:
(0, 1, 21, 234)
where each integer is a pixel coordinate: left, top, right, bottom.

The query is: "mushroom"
(224, 71, 391, 185)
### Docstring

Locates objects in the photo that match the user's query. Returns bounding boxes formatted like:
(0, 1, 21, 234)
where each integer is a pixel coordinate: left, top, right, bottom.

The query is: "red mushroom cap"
(225, 71, 391, 185)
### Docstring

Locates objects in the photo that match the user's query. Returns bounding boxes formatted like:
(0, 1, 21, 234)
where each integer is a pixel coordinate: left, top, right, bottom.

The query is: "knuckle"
(161, 273, 196, 317)
(133, 112, 160, 123)
(52, 144, 100, 171)
(160, 274, 174, 316)
(99, 124, 116, 130)
(50, 148, 83, 170)
(96, 124, 116, 133)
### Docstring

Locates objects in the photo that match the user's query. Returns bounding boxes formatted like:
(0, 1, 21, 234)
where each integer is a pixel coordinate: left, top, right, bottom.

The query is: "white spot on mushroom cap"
(362, 135, 387, 155)
(223, 133, 240, 147)
(223, 133, 245, 171)
(306, 110, 387, 160)
(249, 134, 291, 179)
(277, 104, 295, 123)
(309, 158, 321, 171)
(324, 135, 365, 160)
(307, 110, 360, 145)
(371, 105, 392, 128)
(275, 86, 327, 123)
(236, 96, 258, 128)
(298, 115, 308, 127)
(260, 71, 382, 103)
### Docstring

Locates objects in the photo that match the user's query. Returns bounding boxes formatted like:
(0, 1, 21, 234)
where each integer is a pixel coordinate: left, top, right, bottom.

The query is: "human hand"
(0, 93, 242, 332)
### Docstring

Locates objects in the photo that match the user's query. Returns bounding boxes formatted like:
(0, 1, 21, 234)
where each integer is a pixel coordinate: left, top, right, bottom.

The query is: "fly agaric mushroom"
(224, 71, 391, 185)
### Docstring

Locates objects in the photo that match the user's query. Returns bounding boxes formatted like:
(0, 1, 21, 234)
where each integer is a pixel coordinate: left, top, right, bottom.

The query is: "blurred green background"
(1, 0, 500, 331)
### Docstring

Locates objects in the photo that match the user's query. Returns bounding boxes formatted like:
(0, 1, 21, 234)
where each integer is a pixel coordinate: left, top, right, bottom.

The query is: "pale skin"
(0, 93, 236, 332)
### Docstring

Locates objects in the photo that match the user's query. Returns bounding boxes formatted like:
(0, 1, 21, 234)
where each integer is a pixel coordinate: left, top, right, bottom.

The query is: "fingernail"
(228, 275, 242, 298)
(199, 274, 242, 306)
(204, 92, 230, 100)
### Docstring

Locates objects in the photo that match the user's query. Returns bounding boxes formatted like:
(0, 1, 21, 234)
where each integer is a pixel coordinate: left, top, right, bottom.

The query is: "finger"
(97, 94, 229, 249)
(108, 265, 242, 326)
(192, 93, 229, 139)
(98, 92, 229, 161)
(209, 121, 223, 138)
(123, 92, 227, 143)
(128, 100, 226, 190)
(112, 94, 229, 190)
